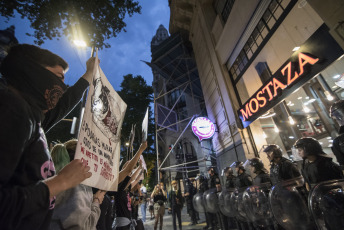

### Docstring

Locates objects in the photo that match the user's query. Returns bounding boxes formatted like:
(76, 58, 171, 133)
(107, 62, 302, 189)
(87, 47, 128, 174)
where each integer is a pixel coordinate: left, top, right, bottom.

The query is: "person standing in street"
(184, 178, 197, 225)
(151, 184, 166, 230)
(169, 180, 184, 230)
(139, 182, 147, 222)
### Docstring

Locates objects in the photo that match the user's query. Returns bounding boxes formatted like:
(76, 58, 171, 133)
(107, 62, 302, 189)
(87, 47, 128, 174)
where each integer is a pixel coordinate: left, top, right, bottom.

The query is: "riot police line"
(191, 139, 344, 230)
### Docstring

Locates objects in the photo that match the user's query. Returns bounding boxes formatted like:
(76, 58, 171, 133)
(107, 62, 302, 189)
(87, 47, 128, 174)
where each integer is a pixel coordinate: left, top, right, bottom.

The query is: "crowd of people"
(0, 44, 150, 230)
(1, 43, 344, 230)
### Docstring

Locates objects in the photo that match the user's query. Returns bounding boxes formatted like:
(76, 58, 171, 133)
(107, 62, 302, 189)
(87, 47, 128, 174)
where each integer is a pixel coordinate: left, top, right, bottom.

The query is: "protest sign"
(140, 155, 147, 172)
(142, 107, 149, 142)
(75, 52, 127, 191)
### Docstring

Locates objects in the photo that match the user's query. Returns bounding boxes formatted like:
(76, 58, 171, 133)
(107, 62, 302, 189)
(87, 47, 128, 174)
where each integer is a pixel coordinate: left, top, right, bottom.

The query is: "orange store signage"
(237, 24, 344, 129)
(238, 53, 319, 128)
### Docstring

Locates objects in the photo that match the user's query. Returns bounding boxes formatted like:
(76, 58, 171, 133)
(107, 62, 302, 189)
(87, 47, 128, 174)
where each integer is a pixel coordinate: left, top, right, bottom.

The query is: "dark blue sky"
(0, 0, 170, 90)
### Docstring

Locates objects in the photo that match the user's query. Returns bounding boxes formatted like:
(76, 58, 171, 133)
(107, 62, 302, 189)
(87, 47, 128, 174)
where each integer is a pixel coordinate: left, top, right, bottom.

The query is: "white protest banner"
(142, 107, 149, 142)
(75, 51, 127, 191)
(140, 155, 147, 172)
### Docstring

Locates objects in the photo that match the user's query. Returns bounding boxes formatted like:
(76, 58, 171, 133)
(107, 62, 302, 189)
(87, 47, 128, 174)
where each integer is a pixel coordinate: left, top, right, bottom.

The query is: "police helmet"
(195, 174, 207, 183)
(293, 137, 325, 158)
(221, 167, 233, 176)
(249, 157, 265, 172)
(263, 144, 283, 160)
(230, 161, 245, 171)
(330, 100, 344, 126)
(207, 166, 216, 174)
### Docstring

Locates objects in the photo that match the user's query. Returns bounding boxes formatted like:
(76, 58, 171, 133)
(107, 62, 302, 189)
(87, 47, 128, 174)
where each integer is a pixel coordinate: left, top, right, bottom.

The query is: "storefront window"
(253, 56, 344, 163)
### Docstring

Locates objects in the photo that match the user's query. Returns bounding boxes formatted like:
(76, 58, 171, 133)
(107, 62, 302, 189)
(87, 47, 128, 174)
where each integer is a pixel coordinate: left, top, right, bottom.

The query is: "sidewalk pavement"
(138, 205, 207, 230)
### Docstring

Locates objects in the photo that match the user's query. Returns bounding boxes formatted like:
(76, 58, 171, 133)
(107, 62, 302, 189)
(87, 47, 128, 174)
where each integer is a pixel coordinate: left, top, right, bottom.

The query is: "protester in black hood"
(0, 44, 97, 230)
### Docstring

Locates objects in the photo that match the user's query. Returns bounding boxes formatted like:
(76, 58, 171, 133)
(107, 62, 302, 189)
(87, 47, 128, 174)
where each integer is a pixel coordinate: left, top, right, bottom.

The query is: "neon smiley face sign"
(191, 117, 215, 141)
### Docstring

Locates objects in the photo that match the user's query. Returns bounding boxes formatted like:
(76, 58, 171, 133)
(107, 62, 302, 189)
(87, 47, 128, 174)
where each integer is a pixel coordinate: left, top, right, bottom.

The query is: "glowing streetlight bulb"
(73, 39, 87, 47)
(125, 142, 129, 146)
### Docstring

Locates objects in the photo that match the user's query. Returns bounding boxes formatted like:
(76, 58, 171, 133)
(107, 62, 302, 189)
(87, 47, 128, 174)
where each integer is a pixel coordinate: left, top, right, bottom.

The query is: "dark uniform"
(270, 157, 300, 185)
(294, 137, 343, 189)
(249, 157, 271, 186)
(209, 173, 221, 189)
(330, 100, 344, 166)
(225, 176, 236, 189)
(302, 155, 343, 187)
(235, 172, 253, 188)
(207, 169, 220, 230)
(331, 126, 344, 166)
(294, 137, 344, 230)
(184, 179, 197, 225)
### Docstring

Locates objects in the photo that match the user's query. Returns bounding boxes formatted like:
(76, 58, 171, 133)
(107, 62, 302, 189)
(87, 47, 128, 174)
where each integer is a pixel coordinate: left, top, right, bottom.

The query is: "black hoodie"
(0, 51, 88, 229)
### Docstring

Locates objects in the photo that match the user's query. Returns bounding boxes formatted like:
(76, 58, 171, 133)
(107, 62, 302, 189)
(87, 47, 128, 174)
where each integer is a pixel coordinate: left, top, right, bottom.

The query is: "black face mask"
(1, 51, 67, 111)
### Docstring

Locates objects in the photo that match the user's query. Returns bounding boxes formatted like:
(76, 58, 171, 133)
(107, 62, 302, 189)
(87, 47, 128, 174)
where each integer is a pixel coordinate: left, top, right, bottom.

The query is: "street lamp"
(72, 37, 95, 137)
(125, 142, 130, 161)
(73, 39, 87, 47)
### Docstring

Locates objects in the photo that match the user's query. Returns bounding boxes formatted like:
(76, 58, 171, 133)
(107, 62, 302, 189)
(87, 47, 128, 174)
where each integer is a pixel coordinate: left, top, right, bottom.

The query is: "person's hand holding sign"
(45, 159, 92, 198)
(82, 57, 100, 84)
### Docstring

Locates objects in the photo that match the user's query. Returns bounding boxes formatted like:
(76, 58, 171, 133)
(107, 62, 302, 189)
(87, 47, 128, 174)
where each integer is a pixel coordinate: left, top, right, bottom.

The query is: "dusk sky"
(0, 0, 170, 90)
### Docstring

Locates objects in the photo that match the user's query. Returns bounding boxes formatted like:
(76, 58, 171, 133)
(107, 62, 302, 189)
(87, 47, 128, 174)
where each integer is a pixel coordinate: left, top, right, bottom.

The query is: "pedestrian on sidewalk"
(151, 184, 166, 230)
(148, 197, 154, 220)
(169, 180, 184, 230)
(140, 182, 147, 222)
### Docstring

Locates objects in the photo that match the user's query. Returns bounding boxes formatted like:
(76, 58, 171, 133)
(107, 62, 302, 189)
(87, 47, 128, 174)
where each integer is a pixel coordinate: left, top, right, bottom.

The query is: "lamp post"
(125, 142, 130, 161)
(72, 39, 95, 138)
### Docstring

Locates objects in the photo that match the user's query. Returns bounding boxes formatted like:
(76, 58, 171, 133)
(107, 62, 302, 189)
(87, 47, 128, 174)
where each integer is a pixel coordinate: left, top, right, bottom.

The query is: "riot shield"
(193, 191, 206, 213)
(203, 188, 218, 213)
(242, 182, 274, 227)
(269, 176, 316, 230)
(218, 188, 236, 217)
(229, 187, 248, 222)
(308, 179, 344, 230)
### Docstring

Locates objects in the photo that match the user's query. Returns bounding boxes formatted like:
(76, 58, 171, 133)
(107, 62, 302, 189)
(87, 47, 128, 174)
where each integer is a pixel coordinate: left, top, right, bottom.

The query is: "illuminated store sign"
(240, 53, 319, 122)
(237, 24, 344, 128)
(192, 117, 215, 141)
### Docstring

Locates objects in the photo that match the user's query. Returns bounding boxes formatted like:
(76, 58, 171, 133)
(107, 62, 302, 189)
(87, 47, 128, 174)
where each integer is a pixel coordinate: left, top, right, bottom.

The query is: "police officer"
(222, 167, 238, 230)
(208, 166, 221, 190)
(207, 166, 221, 230)
(330, 100, 344, 166)
(184, 178, 197, 225)
(233, 162, 253, 188)
(249, 158, 271, 185)
(263, 145, 301, 185)
(294, 137, 344, 190)
(223, 167, 236, 189)
(196, 174, 215, 230)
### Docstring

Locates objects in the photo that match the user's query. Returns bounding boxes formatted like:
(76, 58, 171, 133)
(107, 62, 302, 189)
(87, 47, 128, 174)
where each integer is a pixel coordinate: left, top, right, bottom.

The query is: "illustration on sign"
(74, 51, 127, 191)
(191, 117, 215, 141)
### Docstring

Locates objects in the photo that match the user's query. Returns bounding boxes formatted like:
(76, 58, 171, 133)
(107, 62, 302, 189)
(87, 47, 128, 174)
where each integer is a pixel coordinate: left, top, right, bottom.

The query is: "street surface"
(139, 206, 207, 230)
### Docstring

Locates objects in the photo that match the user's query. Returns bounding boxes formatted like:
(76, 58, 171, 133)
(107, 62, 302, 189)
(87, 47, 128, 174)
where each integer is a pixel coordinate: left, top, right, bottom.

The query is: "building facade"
(169, 0, 344, 172)
(150, 25, 213, 187)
